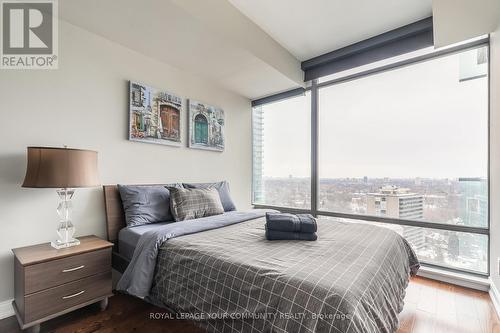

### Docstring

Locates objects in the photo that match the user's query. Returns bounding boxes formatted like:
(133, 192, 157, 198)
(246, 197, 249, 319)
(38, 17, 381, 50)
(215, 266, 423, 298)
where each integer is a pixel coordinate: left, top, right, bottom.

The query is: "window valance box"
(301, 17, 434, 82)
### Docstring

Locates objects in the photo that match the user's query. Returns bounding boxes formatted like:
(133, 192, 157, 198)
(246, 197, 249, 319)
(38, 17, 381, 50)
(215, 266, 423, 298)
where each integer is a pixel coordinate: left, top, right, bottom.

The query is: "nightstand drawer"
(24, 248, 111, 294)
(24, 271, 112, 323)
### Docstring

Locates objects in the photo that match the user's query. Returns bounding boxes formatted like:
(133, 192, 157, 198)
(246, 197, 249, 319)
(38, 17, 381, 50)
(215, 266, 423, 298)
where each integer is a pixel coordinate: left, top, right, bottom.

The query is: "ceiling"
(229, 0, 432, 61)
(59, 0, 303, 100)
(59, 0, 433, 100)
(433, 0, 500, 47)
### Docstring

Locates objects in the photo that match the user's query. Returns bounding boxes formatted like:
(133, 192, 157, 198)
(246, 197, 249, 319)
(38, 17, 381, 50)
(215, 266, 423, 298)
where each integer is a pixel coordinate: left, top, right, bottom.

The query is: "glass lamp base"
(50, 238, 80, 249)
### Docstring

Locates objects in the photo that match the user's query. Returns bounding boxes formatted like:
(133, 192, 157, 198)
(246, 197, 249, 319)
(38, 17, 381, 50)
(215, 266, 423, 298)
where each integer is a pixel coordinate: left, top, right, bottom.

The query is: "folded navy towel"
(266, 212, 317, 233)
(265, 229, 317, 241)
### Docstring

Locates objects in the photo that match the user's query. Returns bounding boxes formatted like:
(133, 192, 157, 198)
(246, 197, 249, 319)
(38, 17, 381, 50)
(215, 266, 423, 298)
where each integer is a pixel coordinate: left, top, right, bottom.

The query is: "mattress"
(118, 222, 172, 260)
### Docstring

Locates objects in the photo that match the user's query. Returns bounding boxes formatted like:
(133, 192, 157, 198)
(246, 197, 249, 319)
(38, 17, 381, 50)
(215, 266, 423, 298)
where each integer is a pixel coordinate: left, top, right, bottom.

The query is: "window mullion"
(311, 79, 319, 217)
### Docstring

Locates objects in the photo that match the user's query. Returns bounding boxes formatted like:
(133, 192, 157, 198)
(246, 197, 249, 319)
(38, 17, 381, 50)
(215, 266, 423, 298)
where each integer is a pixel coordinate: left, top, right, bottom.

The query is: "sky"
(259, 47, 489, 179)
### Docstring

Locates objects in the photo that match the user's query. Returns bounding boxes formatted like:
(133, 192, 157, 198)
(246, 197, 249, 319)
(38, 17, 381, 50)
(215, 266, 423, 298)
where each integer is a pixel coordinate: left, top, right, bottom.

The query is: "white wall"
(0, 21, 252, 303)
(490, 24, 500, 290)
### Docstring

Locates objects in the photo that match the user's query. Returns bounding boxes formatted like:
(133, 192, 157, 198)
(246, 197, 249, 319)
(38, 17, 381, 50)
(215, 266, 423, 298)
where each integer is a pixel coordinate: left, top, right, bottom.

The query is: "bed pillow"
(182, 181, 236, 212)
(118, 184, 181, 227)
(168, 187, 224, 221)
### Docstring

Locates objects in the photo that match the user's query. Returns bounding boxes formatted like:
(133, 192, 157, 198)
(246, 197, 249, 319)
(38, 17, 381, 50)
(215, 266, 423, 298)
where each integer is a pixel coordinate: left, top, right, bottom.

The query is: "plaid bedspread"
(149, 217, 419, 333)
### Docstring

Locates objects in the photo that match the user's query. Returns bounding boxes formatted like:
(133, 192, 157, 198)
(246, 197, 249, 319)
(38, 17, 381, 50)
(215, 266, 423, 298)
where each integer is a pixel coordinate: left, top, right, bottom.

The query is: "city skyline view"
(256, 176, 488, 226)
(255, 176, 488, 273)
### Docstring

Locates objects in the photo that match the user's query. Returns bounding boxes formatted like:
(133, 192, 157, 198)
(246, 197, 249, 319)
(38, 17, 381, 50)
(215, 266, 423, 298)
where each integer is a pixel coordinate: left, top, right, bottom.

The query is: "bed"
(103, 185, 419, 333)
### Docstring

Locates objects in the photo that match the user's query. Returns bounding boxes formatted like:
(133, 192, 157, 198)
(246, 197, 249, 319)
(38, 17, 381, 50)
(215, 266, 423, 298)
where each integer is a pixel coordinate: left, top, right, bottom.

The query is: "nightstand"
(12, 235, 113, 333)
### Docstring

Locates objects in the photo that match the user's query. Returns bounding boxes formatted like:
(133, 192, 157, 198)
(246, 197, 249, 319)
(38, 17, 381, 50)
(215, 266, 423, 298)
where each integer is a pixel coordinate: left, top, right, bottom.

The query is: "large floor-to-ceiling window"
(252, 42, 489, 275)
(252, 92, 311, 209)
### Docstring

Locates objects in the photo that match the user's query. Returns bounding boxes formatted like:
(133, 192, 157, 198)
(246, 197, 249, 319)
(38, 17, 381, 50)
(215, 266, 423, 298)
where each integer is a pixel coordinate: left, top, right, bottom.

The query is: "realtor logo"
(1, 0, 58, 69)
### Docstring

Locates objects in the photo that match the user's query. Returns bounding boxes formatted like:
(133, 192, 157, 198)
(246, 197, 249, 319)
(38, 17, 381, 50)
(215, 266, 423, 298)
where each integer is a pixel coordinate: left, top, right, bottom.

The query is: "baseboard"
(0, 298, 14, 320)
(489, 280, 500, 320)
(417, 265, 489, 291)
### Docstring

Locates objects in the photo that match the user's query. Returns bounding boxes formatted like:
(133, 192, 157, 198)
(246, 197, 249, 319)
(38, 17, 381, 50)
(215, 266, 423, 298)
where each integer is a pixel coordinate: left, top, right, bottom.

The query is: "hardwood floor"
(398, 277, 500, 333)
(0, 277, 497, 333)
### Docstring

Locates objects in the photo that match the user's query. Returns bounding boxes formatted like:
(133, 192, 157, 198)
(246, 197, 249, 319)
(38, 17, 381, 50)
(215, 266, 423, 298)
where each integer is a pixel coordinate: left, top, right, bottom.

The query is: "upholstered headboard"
(102, 185, 126, 244)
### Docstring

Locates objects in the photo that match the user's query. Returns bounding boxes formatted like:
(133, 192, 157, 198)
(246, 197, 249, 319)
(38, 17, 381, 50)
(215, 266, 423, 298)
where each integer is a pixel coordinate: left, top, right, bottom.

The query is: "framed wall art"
(129, 81, 182, 147)
(188, 99, 225, 152)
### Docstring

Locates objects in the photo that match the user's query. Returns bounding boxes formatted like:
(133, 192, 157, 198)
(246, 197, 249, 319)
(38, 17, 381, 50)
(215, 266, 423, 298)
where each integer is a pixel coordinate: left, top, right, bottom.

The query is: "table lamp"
(22, 147, 100, 249)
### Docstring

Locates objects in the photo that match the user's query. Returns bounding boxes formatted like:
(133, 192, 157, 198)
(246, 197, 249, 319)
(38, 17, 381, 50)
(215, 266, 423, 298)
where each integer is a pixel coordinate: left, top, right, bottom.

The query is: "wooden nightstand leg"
(99, 297, 108, 311)
(26, 324, 40, 333)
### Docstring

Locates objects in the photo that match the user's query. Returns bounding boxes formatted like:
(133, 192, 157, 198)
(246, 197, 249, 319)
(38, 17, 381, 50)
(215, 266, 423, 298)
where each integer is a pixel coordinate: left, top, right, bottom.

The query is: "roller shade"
(301, 17, 434, 82)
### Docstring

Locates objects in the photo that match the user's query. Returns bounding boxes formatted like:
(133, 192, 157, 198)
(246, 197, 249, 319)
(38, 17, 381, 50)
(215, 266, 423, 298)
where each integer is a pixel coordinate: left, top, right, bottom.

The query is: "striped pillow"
(168, 187, 224, 221)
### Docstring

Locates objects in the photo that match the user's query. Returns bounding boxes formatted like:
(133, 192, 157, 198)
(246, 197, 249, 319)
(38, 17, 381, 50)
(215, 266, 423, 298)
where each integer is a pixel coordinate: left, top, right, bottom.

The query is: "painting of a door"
(160, 104, 180, 140)
(194, 114, 208, 144)
(188, 99, 224, 151)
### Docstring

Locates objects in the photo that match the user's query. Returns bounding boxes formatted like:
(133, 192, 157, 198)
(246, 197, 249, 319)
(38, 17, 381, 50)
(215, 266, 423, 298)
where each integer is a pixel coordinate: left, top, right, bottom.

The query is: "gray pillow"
(182, 181, 236, 212)
(118, 184, 181, 227)
(168, 187, 224, 221)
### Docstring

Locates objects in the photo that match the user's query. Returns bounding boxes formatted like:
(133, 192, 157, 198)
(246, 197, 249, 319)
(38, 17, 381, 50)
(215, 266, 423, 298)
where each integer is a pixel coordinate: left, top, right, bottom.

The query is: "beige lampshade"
(22, 147, 100, 188)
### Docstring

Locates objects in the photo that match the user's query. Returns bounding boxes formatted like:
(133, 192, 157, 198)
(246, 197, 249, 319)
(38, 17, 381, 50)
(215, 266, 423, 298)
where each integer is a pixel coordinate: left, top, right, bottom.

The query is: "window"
(318, 46, 489, 229)
(252, 93, 311, 209)
(251, 42, 489, 275)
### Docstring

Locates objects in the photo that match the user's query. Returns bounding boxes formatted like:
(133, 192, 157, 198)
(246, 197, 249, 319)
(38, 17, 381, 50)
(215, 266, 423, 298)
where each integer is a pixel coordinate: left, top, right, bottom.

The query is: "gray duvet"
(147, 217, 419, 333)
(117, 210, 271, 297)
